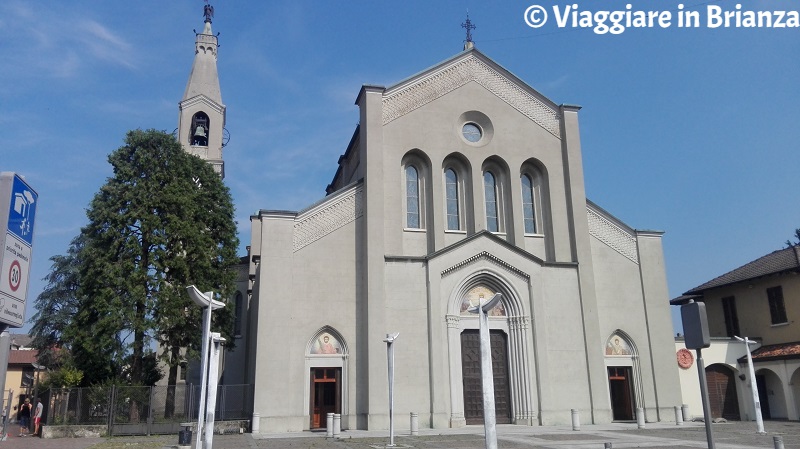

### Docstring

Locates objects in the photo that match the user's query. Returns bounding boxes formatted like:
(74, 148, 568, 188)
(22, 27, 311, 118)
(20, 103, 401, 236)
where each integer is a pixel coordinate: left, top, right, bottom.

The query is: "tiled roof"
(738, 341, 800, 363)
(684, 246, 800, 295)
(8, 349, 38, 365)
(9, 333, 32, 348)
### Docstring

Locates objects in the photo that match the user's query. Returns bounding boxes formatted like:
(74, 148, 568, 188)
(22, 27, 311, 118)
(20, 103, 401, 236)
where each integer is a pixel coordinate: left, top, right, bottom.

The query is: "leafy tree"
(64, 129, 238, 398)
(787, 228, 800, 247)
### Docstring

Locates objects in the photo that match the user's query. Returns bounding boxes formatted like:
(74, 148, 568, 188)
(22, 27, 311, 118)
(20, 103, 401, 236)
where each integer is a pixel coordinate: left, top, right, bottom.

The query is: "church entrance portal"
(461, 329, 512, 424)
(608, 366, 635, 421)
(310, 368, 341, 429)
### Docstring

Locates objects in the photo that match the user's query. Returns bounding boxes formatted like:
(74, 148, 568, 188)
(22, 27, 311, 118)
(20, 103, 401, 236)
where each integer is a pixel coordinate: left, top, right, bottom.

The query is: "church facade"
(173, 6, 681, 434)
(238, 48, 681, 432)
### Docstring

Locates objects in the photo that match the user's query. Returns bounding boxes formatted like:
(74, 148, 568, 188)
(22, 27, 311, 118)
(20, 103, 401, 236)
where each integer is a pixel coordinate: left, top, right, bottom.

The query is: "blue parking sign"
(7, 175, 37, 247)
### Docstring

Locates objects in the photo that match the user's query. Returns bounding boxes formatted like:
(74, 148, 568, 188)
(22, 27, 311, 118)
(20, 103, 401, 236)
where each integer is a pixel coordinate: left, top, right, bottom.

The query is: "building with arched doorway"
(673, 245, 800, 422)
(233, 44, 682, 433)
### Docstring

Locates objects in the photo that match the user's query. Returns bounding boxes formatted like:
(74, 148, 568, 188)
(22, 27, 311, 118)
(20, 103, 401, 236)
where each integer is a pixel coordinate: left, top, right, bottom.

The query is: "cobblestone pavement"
(1, 421, 797, 449)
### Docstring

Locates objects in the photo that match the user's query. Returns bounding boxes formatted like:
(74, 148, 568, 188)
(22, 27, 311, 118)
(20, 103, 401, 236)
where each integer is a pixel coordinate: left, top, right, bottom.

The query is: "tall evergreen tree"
(30, 234, 86, 370)
(65, 129, 239, 388)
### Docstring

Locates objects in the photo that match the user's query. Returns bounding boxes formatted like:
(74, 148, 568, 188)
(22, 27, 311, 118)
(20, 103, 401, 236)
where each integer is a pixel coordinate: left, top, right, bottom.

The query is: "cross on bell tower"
(462, 12, 476, 50)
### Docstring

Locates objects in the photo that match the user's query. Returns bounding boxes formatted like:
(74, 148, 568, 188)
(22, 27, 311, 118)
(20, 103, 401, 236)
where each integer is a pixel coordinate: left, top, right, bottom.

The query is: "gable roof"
(10, 333, 32, 349)
(682, 246, 800, 297)
(378, 48, 563, 138)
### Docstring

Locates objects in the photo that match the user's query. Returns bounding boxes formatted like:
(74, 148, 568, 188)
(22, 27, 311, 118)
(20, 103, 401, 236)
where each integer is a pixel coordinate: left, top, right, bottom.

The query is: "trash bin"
(178, 428, 192, 445)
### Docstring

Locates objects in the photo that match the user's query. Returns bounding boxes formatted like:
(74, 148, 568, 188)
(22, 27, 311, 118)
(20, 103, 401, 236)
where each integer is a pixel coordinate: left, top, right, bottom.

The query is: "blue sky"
(2, 1, 798, 334)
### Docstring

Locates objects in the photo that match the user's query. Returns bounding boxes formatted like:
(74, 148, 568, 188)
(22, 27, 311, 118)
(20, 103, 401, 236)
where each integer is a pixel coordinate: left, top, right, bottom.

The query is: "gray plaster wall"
(250, 210, 362, 432)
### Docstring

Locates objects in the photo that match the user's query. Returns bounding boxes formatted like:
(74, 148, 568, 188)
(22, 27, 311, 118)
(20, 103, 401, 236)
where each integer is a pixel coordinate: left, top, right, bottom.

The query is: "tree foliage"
(787, 228, 800, 248)
(49, 129, 239, 386)
(30, 234, 85, 370)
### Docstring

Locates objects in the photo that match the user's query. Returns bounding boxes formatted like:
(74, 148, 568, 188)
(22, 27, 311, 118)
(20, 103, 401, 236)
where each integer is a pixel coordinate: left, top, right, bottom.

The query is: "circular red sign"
(677, 348, 694, 369)
(9, 260, 22, 292)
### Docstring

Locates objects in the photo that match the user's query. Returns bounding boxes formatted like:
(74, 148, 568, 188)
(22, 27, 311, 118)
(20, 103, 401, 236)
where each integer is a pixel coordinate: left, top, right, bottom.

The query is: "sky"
(1, 0, 798, 335)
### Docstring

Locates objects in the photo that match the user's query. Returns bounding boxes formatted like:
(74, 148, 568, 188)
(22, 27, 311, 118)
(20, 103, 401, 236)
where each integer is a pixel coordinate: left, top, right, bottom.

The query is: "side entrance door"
(608, 366, 635, 421)
(310, 368, 341, 429)
(461, 329, 512, 425)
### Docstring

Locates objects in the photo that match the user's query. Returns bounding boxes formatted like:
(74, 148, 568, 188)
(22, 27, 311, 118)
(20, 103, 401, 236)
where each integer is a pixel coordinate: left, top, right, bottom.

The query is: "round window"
(461, 123, 482, 143)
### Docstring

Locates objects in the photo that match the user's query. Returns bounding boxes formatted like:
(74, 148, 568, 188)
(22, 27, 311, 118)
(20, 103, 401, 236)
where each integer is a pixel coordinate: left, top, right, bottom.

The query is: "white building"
(673, 245, 800, 421)
(175, 6, 682, 433)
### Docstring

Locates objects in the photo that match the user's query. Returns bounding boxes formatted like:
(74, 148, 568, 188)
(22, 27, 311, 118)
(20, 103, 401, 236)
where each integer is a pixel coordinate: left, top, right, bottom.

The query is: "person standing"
(17, 398, 32, 437)
(33, 398, 43, 437)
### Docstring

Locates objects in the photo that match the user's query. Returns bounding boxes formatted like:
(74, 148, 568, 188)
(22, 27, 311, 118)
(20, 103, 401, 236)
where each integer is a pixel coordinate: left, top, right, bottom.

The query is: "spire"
(178, 1, 226, 178)
(461, 12, 476, 50)
(183, 1, 221, 104)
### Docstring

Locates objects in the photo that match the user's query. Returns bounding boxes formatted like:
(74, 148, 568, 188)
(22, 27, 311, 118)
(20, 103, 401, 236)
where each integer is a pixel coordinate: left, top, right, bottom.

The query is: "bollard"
(681, 404, 690, 422)
(571, 409, 580, 431)
(774, 435, 784, 449)
(410, 412, 419, 436)
(326, 413, 334, 438)
(674, 406, 683, 425)
(636, 407, 645, 429)
(604, 443, 612, 449)
(251, 412, 260, 434)
(333, 413, 341, 438)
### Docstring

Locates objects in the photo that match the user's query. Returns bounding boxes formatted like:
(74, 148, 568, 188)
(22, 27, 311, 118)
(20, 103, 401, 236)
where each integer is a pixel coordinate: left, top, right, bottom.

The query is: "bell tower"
(178, 1, 226, 178)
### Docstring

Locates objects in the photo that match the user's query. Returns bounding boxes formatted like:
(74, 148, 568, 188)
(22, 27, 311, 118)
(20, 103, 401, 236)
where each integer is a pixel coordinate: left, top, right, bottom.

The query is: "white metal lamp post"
(468, 293, 503, 449)
(187, 285, 226, 449)
(384, 332, 400, 447)
(734, 336, 765, 435)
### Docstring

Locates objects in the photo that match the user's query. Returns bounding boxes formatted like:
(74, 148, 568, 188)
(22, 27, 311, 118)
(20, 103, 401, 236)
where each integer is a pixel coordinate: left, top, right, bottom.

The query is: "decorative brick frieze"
(382, 55, 561, 138)
(293, 186, 363, 252)
(587, 206, 639, 264)
(441, 251, 529, 280)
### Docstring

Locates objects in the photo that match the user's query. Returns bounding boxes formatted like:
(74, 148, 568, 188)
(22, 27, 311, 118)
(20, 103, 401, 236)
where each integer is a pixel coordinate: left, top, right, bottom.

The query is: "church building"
(176, 6, 682, 433)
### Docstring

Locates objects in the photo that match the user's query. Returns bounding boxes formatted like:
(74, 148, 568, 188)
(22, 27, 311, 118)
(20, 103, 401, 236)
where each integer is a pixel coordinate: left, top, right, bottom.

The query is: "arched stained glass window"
(484, 171, 498, 232)
(445, 168, 460, 230)
(406, 165, 420, 228)
(521, 174, 536, 234)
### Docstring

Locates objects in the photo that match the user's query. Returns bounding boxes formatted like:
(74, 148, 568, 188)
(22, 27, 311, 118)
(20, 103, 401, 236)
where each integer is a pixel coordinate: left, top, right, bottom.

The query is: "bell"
(194, 125, 207, 137)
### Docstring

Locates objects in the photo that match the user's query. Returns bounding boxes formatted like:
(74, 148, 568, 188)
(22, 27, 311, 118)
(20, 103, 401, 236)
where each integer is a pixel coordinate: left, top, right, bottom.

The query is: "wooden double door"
(310, 367, 341, 429)
(461, 330, 512, 425)
(705, 365, 740, 420)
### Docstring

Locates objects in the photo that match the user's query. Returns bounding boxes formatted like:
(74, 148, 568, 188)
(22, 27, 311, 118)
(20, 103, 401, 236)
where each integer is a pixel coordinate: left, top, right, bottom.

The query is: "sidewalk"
(0, 421, 796, 449)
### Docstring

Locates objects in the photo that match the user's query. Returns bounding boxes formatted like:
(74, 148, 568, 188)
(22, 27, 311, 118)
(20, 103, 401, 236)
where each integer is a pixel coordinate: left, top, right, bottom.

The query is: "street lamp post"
(384, 333, 399, 447)
(734, 336, 765, 434)
(468, 293, 503, 449)
(187, 285, 226, 449)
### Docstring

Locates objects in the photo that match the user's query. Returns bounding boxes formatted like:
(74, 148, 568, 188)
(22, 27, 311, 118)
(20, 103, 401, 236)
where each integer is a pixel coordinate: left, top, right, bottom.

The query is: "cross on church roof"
(461, 12, 476, 44)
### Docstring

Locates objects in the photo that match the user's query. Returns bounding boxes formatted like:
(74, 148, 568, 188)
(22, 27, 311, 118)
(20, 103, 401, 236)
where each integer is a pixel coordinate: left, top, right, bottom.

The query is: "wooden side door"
(310, 368, 341, 429)
(608, 366, 635, 421)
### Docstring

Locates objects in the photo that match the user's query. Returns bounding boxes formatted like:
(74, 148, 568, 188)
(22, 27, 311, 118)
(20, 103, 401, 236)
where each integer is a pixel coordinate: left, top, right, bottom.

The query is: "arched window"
(521, 174, 536, 234)
(445, 168, 460, 230)
(191, 112, 210, 147)
(484, 171, 499, 232)
(406, 165, 421, 229)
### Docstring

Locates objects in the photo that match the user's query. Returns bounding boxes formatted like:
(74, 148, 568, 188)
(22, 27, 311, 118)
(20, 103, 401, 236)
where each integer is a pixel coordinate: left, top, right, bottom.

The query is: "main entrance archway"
(445, 274, 536, 427)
